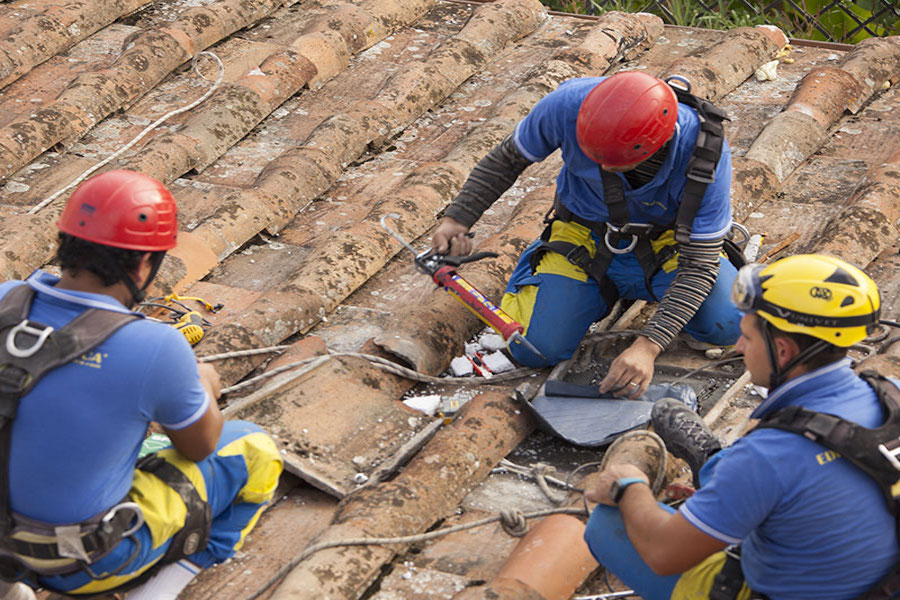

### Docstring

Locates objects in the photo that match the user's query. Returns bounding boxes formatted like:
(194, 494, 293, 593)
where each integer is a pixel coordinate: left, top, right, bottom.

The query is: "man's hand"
(586, 464, 650, 506)
(197, 362, 222, 401)
(432, 217, 472, 256)
(599, 336, 662, 398)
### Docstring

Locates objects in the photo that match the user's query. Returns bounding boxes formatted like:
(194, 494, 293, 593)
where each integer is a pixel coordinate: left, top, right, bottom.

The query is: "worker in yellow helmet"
(583, 254, 899, 600)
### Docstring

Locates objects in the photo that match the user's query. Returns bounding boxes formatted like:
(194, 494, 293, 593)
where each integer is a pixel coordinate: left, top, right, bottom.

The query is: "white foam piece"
(482, 351, 515, 373)
(450, 356, 474, 377)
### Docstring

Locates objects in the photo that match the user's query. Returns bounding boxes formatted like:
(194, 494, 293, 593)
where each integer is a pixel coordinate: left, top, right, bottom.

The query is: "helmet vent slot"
(825, 267, 858, 286)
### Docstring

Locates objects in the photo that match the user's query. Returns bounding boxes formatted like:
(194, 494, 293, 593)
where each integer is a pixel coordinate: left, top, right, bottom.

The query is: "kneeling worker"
(0, 170, 283, 599)
(432, 71, 743, 398)
(584, 254, 898, 599)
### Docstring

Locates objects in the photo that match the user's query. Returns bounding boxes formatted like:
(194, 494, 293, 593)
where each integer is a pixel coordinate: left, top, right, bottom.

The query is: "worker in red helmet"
(0, 170, 282, 600)
(432, 72, 743, 397)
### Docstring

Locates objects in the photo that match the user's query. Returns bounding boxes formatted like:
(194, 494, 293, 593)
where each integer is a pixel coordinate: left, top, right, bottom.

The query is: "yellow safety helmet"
(731, 254, 881, 347)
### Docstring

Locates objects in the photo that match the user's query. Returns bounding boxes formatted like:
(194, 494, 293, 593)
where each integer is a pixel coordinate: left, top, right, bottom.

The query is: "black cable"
(880, 319, 900, 329)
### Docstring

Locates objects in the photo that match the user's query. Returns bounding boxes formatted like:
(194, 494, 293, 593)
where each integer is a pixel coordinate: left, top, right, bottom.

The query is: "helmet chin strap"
(101, 249, 167, 308)
(761, 320, 831, 390)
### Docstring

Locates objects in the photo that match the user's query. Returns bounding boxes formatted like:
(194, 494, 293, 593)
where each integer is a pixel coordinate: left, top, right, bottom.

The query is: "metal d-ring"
(6, 320, 54, 358)
(604, 228, 638, 255)
(102, 502, 145, 537)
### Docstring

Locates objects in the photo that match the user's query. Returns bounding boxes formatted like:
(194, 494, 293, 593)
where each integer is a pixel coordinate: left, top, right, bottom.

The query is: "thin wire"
(243, 506, 587, 600)
(27, 52, 225, 214)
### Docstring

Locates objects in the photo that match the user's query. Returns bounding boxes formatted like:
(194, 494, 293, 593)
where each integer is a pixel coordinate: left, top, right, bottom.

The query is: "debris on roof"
(5, 0, 898, 597)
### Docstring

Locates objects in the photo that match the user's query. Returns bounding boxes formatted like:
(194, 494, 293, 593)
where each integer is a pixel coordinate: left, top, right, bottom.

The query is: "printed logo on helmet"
(809, 286, 833, 301)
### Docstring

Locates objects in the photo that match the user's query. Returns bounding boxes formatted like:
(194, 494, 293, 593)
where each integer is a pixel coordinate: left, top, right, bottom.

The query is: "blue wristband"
(610, 476, 649, 504)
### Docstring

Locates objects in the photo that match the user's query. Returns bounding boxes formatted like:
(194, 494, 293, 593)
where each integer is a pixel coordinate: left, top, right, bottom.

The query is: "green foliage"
(546, 0, 900, 43)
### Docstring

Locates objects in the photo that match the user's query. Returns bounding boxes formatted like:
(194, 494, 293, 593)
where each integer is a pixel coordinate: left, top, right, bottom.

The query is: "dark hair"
(763, 320, 848, 371)
(56, 233, 157, 287)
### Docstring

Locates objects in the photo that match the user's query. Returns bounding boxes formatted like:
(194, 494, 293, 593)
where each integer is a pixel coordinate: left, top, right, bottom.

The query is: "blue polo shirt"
(513, 77, 733, 241)
(681, 359, 899, 599)
(3, 271, 209, 524)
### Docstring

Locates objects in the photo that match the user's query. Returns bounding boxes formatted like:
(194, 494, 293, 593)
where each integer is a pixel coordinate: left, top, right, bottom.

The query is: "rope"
(199, 345, 290, 362)
(242, 506, 587, 600)
(28, 52, 225, 214)
(599, 430, 668, 495)
(494, 458, 574, 491)
(212, 350, 540, 396)
(532, 463, 569, 506)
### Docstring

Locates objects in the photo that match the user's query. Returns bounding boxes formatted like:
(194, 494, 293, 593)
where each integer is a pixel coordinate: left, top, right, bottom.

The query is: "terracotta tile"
(787, 67, 863, 128)
(267, 390, 534, 597)
(167, 230, 221, 290)
(496, 514, 598, 600)
(744, 110, 829, 181)
(665, 26, 783, 101)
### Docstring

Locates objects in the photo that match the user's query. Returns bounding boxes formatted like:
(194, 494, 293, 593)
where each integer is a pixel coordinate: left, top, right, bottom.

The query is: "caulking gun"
(380, 214, 547, 362)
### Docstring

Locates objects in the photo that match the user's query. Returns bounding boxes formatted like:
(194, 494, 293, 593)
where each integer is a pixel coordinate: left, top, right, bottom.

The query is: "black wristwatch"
(610, 477, 649, 504)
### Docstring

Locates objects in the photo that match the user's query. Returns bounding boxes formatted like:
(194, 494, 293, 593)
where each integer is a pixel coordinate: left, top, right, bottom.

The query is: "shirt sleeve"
(679, 438, 784, 544)
(139, 324, 210, 430)
(513, 87, 571, 162)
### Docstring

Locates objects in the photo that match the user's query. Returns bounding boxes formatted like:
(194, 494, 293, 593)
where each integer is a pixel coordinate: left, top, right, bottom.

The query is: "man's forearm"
(443, 134, 532, 227)
(641, 237, 722, 348)
(617, 484, 680, 571)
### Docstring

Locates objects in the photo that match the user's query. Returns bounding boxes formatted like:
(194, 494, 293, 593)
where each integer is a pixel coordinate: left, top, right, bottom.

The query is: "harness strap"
(0, 283, 138, 548)
(0, 508, 137, 560)
(754, 372, 900, 600)
(136, 455, 211, 562)
(756, 372, 900, 506)
(600, 170, 666, 301)
(668, 85, 729, 244)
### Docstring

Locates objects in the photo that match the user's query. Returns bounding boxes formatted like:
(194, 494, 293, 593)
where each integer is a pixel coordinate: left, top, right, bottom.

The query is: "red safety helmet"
(576, 72, 678, 169)
(58, 170, 178, 251)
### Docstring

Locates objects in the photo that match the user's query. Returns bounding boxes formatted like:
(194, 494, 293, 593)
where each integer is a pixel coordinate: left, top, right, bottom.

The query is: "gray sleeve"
(641, 237, 724, 349)
(443, 135, 533, 228)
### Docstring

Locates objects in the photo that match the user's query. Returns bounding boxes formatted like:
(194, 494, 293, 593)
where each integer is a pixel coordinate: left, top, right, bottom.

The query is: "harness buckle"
(878, 439, 900, 471)
(604, 225, 638, 255)
(5, 320, 53, 359)
(563, 244, 590, 267)
(615, 223, 656, 237)
(686, 159, 716, 184)
(0, 365, 30, 396)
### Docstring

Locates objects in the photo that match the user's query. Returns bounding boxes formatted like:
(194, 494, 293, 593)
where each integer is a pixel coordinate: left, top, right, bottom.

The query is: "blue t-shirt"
(5, 271, 209, 523)
(513, 77, 733, 241)
(681, 359, 899, 599)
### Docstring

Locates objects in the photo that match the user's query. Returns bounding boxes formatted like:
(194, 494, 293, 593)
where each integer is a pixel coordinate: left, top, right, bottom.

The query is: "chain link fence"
(579, 0, 900, 44)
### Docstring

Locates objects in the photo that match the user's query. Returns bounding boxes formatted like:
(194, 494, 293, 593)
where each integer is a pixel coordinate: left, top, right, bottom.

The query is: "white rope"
(211, 349, 540, 397)
(199, 345, 290, 362)
(28, 51, 225, 214)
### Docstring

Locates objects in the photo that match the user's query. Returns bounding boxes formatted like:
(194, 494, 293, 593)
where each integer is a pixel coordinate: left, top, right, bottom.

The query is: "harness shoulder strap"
(756, 371, 900, 507)
(0, 288, 139, 537)
(668, 84, 729, 244)
(755, 372, 900, 600)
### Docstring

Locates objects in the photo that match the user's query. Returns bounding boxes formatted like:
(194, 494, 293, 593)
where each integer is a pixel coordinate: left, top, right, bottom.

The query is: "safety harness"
(711, 371, 900, 600)
(530, 80, 741, 310)
(0, 284, 210, 588)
